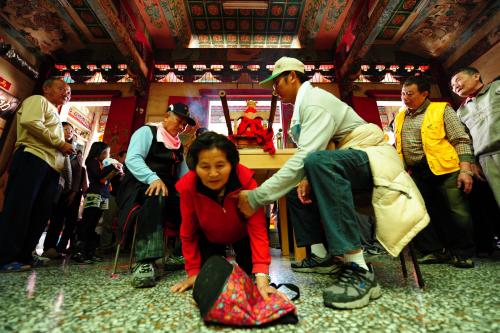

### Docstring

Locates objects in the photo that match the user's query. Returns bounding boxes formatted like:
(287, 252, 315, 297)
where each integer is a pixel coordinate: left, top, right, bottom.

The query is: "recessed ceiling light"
(223, 1, 268, 10)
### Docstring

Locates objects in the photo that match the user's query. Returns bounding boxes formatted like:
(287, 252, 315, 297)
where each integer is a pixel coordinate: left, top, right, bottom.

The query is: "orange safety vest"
(395, 102, 460, 175)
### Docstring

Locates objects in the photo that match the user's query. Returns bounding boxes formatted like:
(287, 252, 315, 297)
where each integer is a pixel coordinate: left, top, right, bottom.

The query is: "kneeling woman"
(171, 132, 278, 299)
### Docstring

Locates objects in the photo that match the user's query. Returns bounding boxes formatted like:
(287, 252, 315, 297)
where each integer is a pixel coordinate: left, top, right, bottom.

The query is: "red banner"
(0, 76, 12, 91)
(103, 96, 137, 156)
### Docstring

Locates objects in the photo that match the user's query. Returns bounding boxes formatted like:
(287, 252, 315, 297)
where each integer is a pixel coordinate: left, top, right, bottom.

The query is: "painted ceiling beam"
(337, 0, 401, 78)
(85, 0, 148, 80)
(155, 49, 335, 64)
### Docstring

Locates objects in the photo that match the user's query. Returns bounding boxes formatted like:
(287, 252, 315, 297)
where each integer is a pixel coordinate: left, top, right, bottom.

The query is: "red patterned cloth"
(203, 263, 296, 326)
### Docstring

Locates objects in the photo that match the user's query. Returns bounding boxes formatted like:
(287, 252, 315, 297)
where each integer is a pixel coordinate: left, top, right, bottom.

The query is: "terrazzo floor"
(0, 249, 499, 333)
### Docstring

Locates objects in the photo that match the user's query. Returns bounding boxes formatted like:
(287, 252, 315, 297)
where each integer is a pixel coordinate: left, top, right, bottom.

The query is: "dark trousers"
(44, 191, 81, 252)
(57, 191, 82, 252)
(76, 206, 103, 256)
(410, 163, 475, 257)
(0, 149, 59, 265)
(287, 149, 373, 256)
(199, 234, 253, 276)
(469, 180, 500, 253)
(135, 193, 181, 262)
(287, 190, 375, 251)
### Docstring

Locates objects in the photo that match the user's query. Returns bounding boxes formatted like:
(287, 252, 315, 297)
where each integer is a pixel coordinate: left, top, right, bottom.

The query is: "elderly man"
(0, 78, 73, 271)
(117, 103, 195, 288)
(395, 76, 475, 268)
(237, 57, 428, 309)
(451, 67, 500, 207)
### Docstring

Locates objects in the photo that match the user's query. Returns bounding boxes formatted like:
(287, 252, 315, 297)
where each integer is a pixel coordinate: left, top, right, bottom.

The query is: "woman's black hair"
(85, 141, 110, 167)
(186, 132, 239, 170)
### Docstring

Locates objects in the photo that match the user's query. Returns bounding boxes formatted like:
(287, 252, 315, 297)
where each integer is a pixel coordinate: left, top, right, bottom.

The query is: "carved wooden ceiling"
(0, 0, 498, 87)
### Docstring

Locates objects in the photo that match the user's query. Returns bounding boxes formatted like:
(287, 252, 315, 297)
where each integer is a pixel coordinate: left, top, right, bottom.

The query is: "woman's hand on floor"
(255, 275, 289, 301)
(171, 275, 197, 293)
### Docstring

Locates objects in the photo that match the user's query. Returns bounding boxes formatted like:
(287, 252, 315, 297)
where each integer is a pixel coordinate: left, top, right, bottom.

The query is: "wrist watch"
(254, 273, 270, 281)
(460, 169, 474, 177)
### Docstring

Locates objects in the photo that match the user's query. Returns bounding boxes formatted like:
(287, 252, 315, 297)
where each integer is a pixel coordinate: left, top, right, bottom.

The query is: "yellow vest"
(395, 102, 460, 175)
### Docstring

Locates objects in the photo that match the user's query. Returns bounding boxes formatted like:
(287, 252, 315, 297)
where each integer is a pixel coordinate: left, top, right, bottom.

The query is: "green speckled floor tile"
(0, 249, 498, 333)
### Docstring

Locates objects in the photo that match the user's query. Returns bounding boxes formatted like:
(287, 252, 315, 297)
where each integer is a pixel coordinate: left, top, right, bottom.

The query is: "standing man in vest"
(451, 68, 500, 207)
(0, 78, 74, 271)
(395, 76, 475, 268)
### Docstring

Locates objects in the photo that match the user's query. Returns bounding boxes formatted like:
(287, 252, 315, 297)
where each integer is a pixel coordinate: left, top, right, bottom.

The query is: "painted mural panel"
(0, 0, 84, 54)
(400, 0, 485, 57)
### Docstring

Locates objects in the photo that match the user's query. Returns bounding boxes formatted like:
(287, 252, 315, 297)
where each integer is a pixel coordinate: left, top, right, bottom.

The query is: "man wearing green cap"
(237, 57, 429, 309)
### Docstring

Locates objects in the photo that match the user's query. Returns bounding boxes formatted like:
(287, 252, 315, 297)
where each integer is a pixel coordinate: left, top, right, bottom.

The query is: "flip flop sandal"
(0, 262, 31, 272)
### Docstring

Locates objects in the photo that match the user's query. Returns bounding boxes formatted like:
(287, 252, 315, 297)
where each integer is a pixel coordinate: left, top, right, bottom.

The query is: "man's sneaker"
(323, 262, 382, 309)
(71, 252, 94, 265)
(451, 255, 474, 269)
(154, 255, 185, 271)
(417, 249, 451, 264)
(291, 254, 343, 274)
(164, 255, 185, 271)
(131, 263, 156, 288)
(91, 255, 104, 262)
(364, 244, 387, 256)
(42, 248, 62, 259)
(31, 255, 50, 268)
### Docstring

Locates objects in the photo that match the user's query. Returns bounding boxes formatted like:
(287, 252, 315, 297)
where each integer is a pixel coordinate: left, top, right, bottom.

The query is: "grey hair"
(42, 78, 63, 90)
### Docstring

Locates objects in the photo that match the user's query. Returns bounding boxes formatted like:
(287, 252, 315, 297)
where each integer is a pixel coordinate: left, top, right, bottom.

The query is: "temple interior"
(0, 1, 499, 332)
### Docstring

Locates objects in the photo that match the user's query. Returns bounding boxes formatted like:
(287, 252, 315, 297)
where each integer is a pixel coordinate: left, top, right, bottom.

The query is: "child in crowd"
(43, 122, 82, 259)
(171, 132, 281, 300)
(73, 142, 121, 264)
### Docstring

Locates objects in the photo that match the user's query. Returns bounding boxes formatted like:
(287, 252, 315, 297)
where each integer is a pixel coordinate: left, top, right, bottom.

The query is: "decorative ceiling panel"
(297, 0, 352, 50)
(0, 0, 85, 55)
(399, 0, 488, 58)
(186, 0, 304, 48)
(133, 0, 190, 49)
(68, 0, 110, 40)
(375, 0, 420, 41)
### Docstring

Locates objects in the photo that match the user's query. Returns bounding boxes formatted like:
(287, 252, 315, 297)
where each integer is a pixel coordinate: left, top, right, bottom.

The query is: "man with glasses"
(237, 57, 428, 309)
(117, 103, 195, 288)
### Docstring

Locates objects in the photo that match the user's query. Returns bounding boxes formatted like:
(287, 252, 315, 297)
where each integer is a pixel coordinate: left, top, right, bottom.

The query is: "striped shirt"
(401, 99, 473, 166)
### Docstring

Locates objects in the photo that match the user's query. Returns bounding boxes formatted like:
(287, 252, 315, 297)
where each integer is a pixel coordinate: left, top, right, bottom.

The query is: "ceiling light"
(223, 1, 268, 10)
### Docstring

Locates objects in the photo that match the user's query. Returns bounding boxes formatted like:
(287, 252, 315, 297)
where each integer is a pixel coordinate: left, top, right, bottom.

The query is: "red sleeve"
(245, 177, 271, 274)
(179, 189, 202, 276)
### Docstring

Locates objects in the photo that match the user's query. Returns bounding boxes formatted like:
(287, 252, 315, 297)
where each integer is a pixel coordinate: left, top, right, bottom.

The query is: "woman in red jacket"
(171, 132, 279, 299)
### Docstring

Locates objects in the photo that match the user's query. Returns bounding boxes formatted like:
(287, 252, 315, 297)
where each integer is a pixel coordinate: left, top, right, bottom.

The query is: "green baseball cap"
(259, 57, 305, 89)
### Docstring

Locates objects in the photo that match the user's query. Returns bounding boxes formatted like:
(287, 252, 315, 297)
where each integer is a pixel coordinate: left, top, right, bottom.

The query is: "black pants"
(410, 162, 475, 257)
(0, 148, 59, 265)
(44, 190, 82, 252)
(286, 190, 375, 251)
(199, 234, 253, 276)
(469, 180, 500, 253)
(76, 206, 103, 256)
(135, 192, 181, 262)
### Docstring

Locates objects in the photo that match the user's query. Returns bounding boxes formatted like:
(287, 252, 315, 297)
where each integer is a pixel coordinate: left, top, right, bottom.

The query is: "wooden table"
(239, 148, 307, 261)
